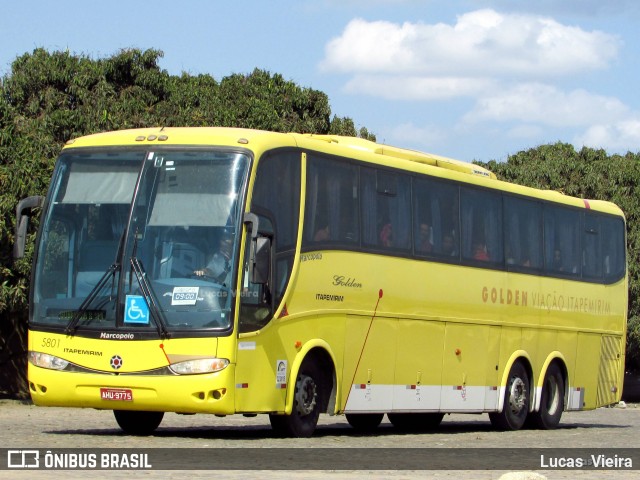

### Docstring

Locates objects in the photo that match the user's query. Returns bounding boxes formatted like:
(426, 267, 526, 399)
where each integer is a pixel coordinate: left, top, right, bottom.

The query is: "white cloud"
(388, 122, 448, 148)
(575, 119, 640, 152)
(320, 8, 636, 156)
(463, 83, 630, 127)
(506, 124, 545, 140)
(320, 10, 620, 78)
(343, 75, 495, 100)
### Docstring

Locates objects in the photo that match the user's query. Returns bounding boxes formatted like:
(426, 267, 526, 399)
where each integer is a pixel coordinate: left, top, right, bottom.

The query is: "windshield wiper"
(65, 233, 127, 335)
(130, 256, 170, 339)
(65, 263, 119, 335)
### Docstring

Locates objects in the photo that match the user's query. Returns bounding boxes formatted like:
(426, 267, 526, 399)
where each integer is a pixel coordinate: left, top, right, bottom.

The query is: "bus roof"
(63, 127, 624, 218)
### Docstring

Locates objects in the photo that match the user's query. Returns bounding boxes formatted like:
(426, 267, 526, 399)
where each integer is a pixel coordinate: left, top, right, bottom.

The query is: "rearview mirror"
(252, 237, 271, 284)
(14, 195, 44, 259)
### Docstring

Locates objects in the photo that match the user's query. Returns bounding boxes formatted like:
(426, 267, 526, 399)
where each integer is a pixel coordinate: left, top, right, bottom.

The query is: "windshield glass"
(33, 151, 141, 329)
(32, 148, 249, 334)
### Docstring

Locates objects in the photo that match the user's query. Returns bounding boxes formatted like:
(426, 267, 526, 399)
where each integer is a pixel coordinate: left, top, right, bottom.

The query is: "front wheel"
(489, 361, 530, 431)
(528, 363, 564, 429)
(113, 410, 164, 435)
(269, 360, 325, 437)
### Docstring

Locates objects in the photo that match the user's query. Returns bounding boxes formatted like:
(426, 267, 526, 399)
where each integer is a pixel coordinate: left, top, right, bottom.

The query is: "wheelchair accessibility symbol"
(124, 295, 150, 324)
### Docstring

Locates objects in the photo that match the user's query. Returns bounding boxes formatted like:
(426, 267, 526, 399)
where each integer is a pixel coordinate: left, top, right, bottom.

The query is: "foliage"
(478, 143, 640, 371)
(0, 48, 374, 397)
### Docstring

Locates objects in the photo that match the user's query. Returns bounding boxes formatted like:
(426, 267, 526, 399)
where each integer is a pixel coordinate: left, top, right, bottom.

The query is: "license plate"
(100, 388, 133, 401)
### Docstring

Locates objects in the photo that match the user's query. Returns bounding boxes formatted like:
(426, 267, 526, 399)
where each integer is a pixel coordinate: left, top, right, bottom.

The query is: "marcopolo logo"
(7, 450, 40, 468)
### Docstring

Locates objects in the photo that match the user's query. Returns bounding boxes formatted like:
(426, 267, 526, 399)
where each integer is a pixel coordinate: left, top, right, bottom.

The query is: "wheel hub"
(508, 377, 527, 414)
(295, 374, 317, 416)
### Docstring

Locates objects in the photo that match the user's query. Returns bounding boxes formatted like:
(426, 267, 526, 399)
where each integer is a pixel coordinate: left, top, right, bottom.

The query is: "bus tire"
(269, 360, 324, 437)
(113, 410, 164, 435)
(346, 413, 384, 431)
(529, 363, 564, 429)
(489, 361, 530, 431)
(387, 412, 444, 431)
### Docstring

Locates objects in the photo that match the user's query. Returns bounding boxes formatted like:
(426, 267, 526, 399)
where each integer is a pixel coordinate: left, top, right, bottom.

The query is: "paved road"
(1, 399, 638, 479)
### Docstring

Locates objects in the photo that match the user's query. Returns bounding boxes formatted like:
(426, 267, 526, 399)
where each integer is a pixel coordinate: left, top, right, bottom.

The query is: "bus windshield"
(32, 149, 249, 334)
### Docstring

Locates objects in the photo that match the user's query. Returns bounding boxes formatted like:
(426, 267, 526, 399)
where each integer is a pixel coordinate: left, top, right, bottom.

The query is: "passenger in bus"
(441, 234, 456, 256)
(194, 230, 233, 286)
(380, 223, 393, 247)
(314, 224, 330, 242)
(417, 222, 433, 253)
(552, 249, 563, 271)
(473, 243, 489, 261)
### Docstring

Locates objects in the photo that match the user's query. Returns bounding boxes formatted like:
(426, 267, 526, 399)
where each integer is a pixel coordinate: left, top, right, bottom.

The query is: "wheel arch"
(531, 354, 568, 413)
(284, 340, 338, 416)
(498, 351, 533, 413)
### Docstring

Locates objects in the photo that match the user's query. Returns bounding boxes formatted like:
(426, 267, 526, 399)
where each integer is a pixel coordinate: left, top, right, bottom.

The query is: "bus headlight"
(28, 351, 69, 371)
(169, 358, 229, 375)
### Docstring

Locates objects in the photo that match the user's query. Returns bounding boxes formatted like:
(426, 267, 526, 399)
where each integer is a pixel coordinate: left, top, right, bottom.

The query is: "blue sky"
(2, 0, 639, 162)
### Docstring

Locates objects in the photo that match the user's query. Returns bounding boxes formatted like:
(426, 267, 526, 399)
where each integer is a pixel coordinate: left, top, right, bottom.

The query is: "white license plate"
(100, 388, 133, 401)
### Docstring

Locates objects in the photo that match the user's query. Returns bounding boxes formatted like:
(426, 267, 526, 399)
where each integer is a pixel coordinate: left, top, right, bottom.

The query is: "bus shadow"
(45, 418, 630, 440)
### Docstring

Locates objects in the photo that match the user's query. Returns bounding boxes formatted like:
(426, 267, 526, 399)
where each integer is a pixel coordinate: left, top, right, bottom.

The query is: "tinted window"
(461, 188, 503, 264)
(413, 177, 459, 259)
(361, 168, 411, 251)
(504, 197, 543, 270)
(583, 214, 626, 282)
(252, 151, 300, 252)
(601, 216, 626, 282)
(304, 155, 359, 246)
(251, 151, 301, 311)
(300, 152, 624, 285)
(583, 214, 601, 280)
(544, 206, 580, 276)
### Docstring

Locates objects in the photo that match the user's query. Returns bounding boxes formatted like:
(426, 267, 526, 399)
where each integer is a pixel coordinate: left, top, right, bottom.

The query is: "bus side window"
(582, 214, 626, 283)
(362, 168, 411, 251)
(239, 216, 273, 333)
(504, 197, 542, 270)
(583, 215, 601, 279)
(460, 187, 503, 264)
(544, 206, 580, 276)
(413, 177, 459, 259)
(240, 150, 301, 332)
(303, 156, 359, 246)
(601, 216, 625, 282)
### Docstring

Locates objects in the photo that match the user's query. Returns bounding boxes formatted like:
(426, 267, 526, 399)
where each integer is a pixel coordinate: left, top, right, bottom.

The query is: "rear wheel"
(489, 361, 530, 431)
(528, 363, 564, 429)
(113, 410, 164, 435)
(346, 413, 384, 431)
(387, 412, 444, 431)
(269, 360, 325, 437)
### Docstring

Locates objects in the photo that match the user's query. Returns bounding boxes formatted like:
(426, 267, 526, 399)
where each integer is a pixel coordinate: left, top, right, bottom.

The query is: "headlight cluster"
(169, 358, 229, 375)
(28, 351, 69, 371)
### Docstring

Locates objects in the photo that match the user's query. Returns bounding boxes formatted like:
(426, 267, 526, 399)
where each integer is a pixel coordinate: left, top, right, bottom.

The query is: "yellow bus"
(15, 127, 627, 437)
